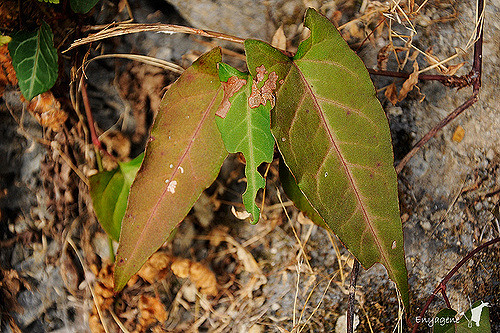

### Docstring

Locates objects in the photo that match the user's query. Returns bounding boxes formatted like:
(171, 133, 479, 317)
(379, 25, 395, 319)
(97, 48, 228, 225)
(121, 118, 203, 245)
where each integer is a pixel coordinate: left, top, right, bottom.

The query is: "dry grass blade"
(65, 23, 245, 52)
(86, 54, 184, 74)
(276, 188, 313, 274)
(297, 274, 337, 333)
(109, 308, 131, 333)
(66, 237, 111, 333)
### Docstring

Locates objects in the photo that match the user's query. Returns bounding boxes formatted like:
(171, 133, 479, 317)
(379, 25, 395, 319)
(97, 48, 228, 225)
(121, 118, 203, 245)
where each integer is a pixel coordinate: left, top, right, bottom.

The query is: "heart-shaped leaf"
(245, 8, 408, 307)
(89, 153, 144, 241)
(215, 63, 275, 222)
(114, 48, 227, 291)
(8, 21, 58, 101)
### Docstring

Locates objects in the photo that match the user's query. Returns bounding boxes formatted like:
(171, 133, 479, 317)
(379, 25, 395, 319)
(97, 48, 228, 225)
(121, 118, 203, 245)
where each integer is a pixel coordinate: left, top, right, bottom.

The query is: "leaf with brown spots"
(215, 75, 247, 118)
(245, 8, 408, 308)
(216, 63, 274, 222)
(114, 48, 227, 291)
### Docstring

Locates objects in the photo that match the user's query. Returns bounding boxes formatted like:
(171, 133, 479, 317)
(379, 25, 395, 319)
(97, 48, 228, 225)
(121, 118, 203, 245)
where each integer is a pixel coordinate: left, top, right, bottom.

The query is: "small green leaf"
(433, 308, 458, 333)
(279, 155, 327, 229)
(433, 302, 491, 333)
(70, 0, 100, 14)
(89, 153, 144, 241)
(114, 48, 227, 291)
(0, 34, 12, 46)
(8, 21, 58, 101)
(216, 63, 275, 222)
(245, 8, 409, 308)
(37, 0, 60, 4)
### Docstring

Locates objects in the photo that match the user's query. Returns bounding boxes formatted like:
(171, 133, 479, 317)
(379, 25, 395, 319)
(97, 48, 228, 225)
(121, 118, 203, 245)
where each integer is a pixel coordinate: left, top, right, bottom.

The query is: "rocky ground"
(0, 0, 498, 332)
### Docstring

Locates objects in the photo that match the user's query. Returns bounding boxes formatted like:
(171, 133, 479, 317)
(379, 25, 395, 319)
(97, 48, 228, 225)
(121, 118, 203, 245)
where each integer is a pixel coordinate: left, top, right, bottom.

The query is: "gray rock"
(164, 0, 280, 40)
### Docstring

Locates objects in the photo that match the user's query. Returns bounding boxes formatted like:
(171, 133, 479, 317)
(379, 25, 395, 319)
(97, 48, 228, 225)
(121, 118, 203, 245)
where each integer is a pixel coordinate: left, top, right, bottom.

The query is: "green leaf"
(215, 63, 274, 222)
(89, 153, 144, 241)
(38, 0, 60, 4)
(70, 0, 100, 13)
(114, 48, 227, 291)
(433, 302, 491, 333)
(245, 8, 409, 308)
(0, 34, 12, 46)
(8, 21, 58, 101)
(279, 155, 327, 229)
(433, 308, 458, 333)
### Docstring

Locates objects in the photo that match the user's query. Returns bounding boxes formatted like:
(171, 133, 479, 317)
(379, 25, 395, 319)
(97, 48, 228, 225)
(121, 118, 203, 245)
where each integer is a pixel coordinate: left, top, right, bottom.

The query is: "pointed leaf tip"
(246, 8, 409, 307)
(89, 153, 144, 241)
(114, 48, 226, 291)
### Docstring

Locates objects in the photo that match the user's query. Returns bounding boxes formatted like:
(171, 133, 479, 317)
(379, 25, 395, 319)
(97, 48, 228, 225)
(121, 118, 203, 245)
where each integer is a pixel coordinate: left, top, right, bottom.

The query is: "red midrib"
(291, 60, 393, 272)
(124, 85, 222, 263)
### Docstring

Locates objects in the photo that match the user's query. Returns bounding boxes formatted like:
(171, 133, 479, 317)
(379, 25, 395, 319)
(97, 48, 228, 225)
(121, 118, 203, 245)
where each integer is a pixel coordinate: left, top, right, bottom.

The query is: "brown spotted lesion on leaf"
(215, 75, 247, 118)
(255, 64, 267, 82)
(248, 65, 278, 109)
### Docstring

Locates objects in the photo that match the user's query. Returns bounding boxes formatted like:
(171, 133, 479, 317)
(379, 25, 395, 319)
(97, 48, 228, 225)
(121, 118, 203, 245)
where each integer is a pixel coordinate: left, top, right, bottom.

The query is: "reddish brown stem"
(395, 94, 478, 173)
(395, 0, 484, 174)
(356, 18, 387, 53)
(411, 237, 500, 333)
(79, 77, 114, 159)
(367, 68, 471, 89)
(440, 288, 451, 309)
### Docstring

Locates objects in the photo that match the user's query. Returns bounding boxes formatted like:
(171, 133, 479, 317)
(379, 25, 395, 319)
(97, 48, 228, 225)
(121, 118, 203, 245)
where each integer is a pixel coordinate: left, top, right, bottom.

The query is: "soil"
(0, 0, 498, 332)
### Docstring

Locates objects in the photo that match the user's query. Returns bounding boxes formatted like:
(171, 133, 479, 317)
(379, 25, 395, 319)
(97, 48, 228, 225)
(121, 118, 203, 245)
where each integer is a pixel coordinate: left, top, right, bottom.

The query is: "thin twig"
(67, 237, 111, 333)
(395, 94, 478, 173)
(395, 0, 484, 173)
(65, 23, 245, 52)
(86, 53, 185, 74)
(347, 259, 360, 333)
(411, 237, 500, 333)
(79, 77, 115, 160)
(367, 68, 471, 89)
(276, 188, 314, 274)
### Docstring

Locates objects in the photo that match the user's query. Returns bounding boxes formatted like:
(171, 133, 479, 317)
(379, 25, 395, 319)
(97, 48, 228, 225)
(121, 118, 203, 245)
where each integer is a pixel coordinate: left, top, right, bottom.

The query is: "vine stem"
(411, 237, 500, 333)
(367, 68, 471, 89)
(395, 0, 484, 173)
(347, 259, 360, 333)
(79, 77, 115, 161)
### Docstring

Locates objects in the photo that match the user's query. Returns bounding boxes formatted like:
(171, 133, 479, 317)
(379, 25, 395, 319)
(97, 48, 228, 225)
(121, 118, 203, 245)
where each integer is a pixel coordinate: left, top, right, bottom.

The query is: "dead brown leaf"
(399, 61, 419, 101)
(171, 257, 218, 296)
(0, 1, 19, 30)
(442, 62, 465, 76)
(100, 130, 131, 161)
(0, 268, 26, 314)
(137, 251, 172, 284)
(189, 262, 217, 296)
(385, 82, 399, 105)
(377, 44, 391, 71)
(88, 313, 106, 333)
(0, 45, 18, 98)
(138, 295, 167, 328)
(452, 125, 465, 143)
(26, 91, 68, 132)
(171, 258, 191, 279)
(271, 25, 287, 51)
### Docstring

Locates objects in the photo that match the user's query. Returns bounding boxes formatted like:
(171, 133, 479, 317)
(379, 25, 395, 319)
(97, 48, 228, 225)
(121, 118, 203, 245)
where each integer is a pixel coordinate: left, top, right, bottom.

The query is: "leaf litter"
(1, 0, 498, 332)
